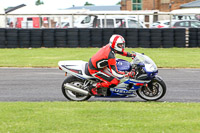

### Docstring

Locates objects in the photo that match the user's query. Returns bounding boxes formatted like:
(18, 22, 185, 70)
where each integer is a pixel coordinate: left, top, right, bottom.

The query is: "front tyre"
(136, 76, 166, 101)
(62, 75, 91, 101)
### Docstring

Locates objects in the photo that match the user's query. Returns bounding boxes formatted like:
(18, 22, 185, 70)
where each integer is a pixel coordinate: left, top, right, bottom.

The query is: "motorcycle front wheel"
(62, 75, 91, 101)
(136, 76, 166, 101)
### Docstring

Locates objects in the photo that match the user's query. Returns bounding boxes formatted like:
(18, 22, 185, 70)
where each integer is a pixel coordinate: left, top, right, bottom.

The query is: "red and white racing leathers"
(88, 44, 133, 88)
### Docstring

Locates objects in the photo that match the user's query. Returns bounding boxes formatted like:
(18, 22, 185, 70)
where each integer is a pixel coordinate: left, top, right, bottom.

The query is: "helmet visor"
(117, 43, 125, 49)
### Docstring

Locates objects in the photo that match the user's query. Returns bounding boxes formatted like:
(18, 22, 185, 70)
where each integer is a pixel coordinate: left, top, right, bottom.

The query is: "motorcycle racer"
(88, 34, 136, 95)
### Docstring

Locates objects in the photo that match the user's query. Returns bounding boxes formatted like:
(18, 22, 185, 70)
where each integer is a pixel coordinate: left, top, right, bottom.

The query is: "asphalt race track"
(0, 68, 199, 102)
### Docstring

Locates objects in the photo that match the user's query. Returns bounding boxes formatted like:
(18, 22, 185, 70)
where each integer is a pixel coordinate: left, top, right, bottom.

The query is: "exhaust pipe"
(64, 83, 89, 96)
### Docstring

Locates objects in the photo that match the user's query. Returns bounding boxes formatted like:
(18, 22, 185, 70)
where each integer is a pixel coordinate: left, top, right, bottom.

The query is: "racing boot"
(87, 84, 98, 96)
(88, 83, 102, 96)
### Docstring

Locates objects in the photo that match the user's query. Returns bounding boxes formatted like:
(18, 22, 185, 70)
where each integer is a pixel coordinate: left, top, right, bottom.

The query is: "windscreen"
(132, 52, 157, 72)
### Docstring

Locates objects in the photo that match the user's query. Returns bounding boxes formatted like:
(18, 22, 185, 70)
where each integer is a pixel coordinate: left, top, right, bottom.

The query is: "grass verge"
(0, 102, 200, 133)
(0, 48, 200, 68)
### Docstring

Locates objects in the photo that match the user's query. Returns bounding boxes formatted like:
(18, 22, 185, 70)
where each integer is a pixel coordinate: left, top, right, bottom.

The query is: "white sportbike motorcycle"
(58, 52, 166, 101)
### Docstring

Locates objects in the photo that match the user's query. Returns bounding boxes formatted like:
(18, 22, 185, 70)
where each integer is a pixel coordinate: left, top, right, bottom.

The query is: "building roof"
(5, 4, 26, 14)
(7, 5, 89, 14)
(67, 5, 121, 11)
(180, 0, 200, 8)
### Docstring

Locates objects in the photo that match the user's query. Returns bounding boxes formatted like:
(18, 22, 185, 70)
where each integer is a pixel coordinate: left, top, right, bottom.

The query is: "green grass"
(0, 102, 200, 133)
(0, 48, 200, 132)
(0, 48, 200, 68)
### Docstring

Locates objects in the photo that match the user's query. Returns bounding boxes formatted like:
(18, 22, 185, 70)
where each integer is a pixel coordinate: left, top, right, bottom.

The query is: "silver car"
(150, 20, 200, 28)
(172, 20, 200, 28)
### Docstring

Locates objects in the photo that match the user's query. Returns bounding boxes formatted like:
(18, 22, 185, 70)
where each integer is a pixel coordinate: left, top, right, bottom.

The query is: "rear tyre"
(62, 75, 91, 101)
(136, 76, 166, 101)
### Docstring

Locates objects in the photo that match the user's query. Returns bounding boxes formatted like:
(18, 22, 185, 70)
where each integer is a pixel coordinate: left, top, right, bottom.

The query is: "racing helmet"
(109, 34, 125, 52)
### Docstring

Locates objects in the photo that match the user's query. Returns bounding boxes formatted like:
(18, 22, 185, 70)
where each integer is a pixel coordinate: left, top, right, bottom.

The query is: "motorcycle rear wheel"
(136, 76, 166, 101)
(62, 75, 91, 101)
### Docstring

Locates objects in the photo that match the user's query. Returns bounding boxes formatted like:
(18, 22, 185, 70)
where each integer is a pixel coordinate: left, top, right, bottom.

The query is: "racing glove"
(131, 53, 136, 59)
(125, 71, 135, 78)
(127, 52, 136, 59)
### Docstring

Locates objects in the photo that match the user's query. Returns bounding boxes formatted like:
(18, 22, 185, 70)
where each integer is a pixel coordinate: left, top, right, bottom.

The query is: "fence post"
(169, 14, 172, 28)
(5, 14, 7, 28)
(58, 16, 61, 28)
(39, 15, 41, 28)
(104, 14, 107, 28)
(137, 14, 139, 28)
(48, 17, 51, 28)
(185, 28, 189, 47)
(71, 14, 74, 28)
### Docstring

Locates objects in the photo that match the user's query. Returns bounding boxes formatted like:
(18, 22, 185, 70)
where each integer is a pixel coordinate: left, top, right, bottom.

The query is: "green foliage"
(0, 48, 200, 68)
(84, 1, 94, 6)
(0, 102, 200, 133)
(35, 0, 44, 6)
(116, 1, 121, 5)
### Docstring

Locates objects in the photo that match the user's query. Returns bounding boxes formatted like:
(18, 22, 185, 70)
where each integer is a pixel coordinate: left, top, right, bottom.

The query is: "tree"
(35, 0, 44, 6)
(116, 1, 121, 5)
(84, 2, 94, 6)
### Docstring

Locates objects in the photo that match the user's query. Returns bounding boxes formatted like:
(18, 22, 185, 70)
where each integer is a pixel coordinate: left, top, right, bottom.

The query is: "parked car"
(151, 20, 200, 28)
(150, 20, 170, 28)
(172, 20, 200, 28)
(61, 22, 70, 28)
(74, 15, 146, 28)
(56, 22, 70, 28)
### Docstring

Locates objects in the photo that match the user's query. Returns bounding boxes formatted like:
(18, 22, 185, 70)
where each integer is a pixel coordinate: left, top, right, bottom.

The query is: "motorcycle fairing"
(58, 60, 95, 79)
(107, 78, 151, 97)
(62, 65, 83, 75)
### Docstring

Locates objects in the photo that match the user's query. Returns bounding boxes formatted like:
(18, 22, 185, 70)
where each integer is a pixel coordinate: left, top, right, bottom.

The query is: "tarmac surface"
(0, 68, 200, 102)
